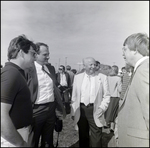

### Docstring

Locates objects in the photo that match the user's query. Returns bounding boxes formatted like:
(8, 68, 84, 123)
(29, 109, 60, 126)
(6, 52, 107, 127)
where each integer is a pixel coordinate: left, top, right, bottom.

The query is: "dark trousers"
(28, 102, 56, 148)
(77, 104, 102, 147)
(104, 97, 120, 123)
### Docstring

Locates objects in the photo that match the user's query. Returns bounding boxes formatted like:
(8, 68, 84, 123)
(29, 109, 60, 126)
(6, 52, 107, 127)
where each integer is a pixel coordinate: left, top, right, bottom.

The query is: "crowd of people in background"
(1, 32, 149, 147)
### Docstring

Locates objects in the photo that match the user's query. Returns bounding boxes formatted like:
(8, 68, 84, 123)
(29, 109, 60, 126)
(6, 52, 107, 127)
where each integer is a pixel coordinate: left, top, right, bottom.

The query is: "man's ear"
(18, 49, 25, 58)
(134, 48, 139, 55)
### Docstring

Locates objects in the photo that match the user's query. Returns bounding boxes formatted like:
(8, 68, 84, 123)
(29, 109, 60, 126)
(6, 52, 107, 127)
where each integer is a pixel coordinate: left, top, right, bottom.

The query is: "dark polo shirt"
(1, 62, 33, 129)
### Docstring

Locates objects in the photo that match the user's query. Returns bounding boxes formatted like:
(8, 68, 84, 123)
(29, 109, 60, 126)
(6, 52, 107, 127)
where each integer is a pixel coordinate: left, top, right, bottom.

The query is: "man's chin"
(44, 61, 48, 65)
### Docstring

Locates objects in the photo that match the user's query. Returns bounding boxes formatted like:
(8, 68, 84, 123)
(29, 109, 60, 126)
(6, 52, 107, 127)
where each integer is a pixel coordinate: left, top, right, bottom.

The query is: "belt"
(80, 103, 94, 107)
(34, 102, 54, 106)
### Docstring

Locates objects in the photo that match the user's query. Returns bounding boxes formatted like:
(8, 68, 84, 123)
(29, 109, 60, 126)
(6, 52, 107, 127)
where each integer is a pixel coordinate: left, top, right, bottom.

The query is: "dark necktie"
(42, 65, 66, 118)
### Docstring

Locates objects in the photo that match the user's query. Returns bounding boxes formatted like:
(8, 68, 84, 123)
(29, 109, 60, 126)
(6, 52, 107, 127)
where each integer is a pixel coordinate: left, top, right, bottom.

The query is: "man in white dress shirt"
(25, 42, 65, 147)
(71, 57, 110, 147)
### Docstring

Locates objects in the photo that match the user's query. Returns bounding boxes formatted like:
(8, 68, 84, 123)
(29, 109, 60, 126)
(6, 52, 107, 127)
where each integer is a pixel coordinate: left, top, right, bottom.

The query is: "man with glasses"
(1, 35, 37, 147)
(56, 65, 71, 114)
(117, 33, 149, 147)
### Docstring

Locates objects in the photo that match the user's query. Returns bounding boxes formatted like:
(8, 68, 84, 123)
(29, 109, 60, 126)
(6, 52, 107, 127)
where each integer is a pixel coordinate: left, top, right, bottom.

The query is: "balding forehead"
(83, 57, 95, 64)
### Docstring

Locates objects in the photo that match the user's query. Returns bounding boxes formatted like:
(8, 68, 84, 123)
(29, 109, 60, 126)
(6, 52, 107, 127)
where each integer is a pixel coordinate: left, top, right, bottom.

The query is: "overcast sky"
(1, 1, 149, 70)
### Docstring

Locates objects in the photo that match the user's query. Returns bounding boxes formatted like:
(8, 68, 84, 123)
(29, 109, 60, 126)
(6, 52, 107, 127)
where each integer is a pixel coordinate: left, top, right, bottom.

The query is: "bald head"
(82, 57, 95, 65)
(82, 57, 96, 75)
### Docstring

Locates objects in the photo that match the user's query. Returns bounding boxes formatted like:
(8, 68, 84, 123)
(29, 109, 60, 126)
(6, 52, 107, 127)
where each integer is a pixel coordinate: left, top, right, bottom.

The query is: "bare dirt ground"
(53, 114, 115, 147)
(53, 114, 79, 147)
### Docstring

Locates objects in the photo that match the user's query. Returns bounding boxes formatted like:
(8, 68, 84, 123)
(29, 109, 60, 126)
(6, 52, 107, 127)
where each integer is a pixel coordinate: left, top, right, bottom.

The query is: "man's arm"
(1, 103, 28, 147)
(117, 77, 122, 93)
(97, 75, 111, 117)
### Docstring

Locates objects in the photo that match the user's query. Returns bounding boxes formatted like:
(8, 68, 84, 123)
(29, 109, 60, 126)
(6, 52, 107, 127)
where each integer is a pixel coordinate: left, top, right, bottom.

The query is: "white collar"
(34, 61, 43, 69)
(134, 56, 149, 72)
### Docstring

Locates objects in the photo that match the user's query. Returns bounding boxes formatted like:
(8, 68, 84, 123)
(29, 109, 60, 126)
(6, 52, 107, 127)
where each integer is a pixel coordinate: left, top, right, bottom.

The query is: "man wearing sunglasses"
(56, 65, 72, 114)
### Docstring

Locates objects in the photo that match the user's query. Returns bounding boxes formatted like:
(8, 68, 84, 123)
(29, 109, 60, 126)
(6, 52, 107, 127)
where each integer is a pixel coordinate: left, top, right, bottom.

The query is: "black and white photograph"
(1, 1, 149, 147)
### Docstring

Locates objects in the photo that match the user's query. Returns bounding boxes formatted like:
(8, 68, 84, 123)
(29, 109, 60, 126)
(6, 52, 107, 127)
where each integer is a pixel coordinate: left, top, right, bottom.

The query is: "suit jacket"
(107, 75, 122, 97)
(71, 72, 110, 130)
(25, 63, 66, 118)
(118, 58, 149, 147)
(56, 72, 71, 88)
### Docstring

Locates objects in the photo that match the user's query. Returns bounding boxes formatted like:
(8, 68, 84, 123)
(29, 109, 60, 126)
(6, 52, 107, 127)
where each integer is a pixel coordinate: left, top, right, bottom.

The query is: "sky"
(1, 1, 149, 71)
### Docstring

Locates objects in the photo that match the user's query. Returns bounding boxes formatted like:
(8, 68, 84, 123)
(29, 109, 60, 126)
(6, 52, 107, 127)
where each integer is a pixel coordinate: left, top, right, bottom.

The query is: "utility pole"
(55, 63, 57, 71)
(65, 57, 67, 67)
(58, 58, 60, 68)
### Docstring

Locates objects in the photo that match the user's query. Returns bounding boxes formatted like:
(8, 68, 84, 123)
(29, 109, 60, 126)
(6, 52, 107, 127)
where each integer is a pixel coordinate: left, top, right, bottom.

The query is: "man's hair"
(96, 61, 100, 66)
(121, 67, 126, 71)
(101, 65, 111, 70)
(59, 65, 65, 70)
(123, 33, 149, 56)
(66, 65, 71, 70)
(35, 42, 49, 54)
(112, 65, 119, 74)
(7, 34, 36, 60)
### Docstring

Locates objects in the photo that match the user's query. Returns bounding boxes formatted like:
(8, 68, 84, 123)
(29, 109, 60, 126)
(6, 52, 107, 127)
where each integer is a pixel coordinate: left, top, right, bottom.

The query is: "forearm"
(99, 77, 111, 111)
(1, 117, 27, 147)
(1, 102, 27, 147)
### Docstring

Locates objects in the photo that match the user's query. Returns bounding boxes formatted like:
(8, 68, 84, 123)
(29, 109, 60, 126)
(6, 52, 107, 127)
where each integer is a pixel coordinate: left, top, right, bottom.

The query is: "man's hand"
(71, 116, 74, 120)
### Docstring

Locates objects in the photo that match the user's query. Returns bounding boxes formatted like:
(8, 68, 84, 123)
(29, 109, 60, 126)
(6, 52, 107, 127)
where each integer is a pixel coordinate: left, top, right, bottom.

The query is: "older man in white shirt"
(71, 57, 110, 147)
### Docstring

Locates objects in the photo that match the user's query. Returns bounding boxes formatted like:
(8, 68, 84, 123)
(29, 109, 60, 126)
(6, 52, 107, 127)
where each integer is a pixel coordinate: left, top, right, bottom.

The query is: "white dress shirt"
(60, 73, 68, 87)
(34, 62, 54, 104)
(81, 73, 96, 104)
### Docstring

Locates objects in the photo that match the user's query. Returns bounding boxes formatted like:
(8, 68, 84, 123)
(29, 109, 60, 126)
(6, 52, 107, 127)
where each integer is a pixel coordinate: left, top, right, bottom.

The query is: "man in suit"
(71, 57, 110, 147)
(66, 65, 75, 98)
(56, 65, 71, 114)
(105, 65, 122, 132)
(118, 33, 149, 147)
(25, 42, 66, 147)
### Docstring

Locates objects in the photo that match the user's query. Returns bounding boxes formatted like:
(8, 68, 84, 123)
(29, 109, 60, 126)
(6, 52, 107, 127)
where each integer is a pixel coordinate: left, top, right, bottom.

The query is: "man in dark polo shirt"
(1, 35, 37, 147)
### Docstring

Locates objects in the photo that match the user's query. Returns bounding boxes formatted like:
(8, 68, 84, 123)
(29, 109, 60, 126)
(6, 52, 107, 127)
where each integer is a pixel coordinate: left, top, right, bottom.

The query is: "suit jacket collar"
(134, 56, 149, 72)
(119, 58, 149, 111)
(77, 72, 102, 103)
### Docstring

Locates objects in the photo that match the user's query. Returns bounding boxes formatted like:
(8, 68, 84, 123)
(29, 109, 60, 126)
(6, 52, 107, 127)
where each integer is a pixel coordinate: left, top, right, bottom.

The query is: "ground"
(53, 114, 115, 147)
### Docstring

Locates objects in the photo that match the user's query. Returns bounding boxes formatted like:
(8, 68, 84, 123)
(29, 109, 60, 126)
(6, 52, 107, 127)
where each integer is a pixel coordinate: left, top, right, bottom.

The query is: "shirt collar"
(5, 62, 22, 70)
(5, 62, 25, 76)
(84, 72, 96, 78)
(134, 56, 149, 72)
(34, 61, 43, 69)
